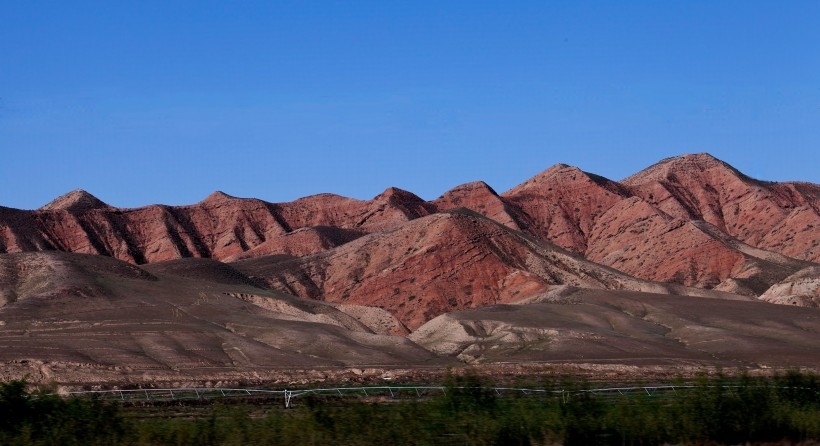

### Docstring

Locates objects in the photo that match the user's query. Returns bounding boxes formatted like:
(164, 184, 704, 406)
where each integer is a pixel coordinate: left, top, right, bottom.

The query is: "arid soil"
(0, 153, 818, 385)
(0, 250, 818, 386)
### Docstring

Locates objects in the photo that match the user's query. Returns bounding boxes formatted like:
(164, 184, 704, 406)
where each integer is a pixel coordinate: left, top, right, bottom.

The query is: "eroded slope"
(0, 252, 439, 384)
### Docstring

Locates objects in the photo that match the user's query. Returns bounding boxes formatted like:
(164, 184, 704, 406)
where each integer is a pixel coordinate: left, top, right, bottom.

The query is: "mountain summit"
(39, 189, 111, 212)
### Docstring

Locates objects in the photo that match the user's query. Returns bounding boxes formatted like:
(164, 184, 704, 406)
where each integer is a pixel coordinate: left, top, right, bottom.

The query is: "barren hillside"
(1, 153, 819, 383)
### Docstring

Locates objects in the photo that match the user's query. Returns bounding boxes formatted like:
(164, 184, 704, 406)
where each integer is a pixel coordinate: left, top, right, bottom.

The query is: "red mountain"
(1, 153, 818, 329)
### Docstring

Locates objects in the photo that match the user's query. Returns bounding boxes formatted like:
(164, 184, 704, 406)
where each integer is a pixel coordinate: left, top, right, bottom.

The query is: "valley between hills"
(0, 153, 818, 386)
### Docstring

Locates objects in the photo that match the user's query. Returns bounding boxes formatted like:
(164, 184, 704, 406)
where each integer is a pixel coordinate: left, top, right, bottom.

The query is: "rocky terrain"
(0, 153, 818, 384)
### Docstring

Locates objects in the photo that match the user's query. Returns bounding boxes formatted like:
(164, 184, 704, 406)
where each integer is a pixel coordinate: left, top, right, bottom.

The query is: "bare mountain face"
(232, 209, 749, 330)
(0, 154, 820, 312)
(622, 155, 820, 262)
(0, 153, 819, 382)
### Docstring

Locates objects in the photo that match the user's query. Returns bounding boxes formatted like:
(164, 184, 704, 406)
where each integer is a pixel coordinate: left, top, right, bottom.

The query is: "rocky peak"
(371, 187, 433, 217)
(200, 191, 239, 205)
(538, 163, 582, 179)
(435, 181, 499, 204)
(441, 181, 499, 197)
(39, 189, 111, 212)
(622, 153, 749, 186)
(374, 187, 424, 204)
(432, 181, 525, 231)
(503, 164, 591, 196)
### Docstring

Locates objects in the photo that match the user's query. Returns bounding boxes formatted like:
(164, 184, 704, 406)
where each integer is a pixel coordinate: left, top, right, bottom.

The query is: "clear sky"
(2, 1, 819, 210)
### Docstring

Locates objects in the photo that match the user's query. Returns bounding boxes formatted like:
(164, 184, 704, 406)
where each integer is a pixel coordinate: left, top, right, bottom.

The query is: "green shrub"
(0, 379, 126, 446)
(2, 371, 820, 445)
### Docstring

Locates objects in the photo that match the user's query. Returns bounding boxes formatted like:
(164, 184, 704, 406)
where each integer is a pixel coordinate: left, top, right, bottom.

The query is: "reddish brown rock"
(501, 164, 630, 253)
(623, 153, 820, 262)
(0, 189, 433, 264)
(274, 187, 434, 232)
(233, 210, 742, 329)
(584, 197, 747, 287)
(235, 211, 554, 329)
(40, 189, 114, 213)
(0, 154, 816, 306)
(432, 181, 526, 230)
(226, 226, 366, 261)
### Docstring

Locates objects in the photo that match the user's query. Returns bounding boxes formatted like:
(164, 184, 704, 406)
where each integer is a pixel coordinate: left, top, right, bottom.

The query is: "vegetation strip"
(3, 371, 820, 445)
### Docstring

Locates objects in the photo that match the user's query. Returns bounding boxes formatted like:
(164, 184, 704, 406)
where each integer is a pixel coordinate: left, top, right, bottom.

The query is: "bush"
(0, 379, 126, 445)
(2, 372, 820, 445)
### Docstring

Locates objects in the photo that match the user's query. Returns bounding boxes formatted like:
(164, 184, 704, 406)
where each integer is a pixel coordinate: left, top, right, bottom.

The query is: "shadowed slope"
(0, 252, 440, 384)
(234, 210, 749, 330)
(410, 287, 820, 367)
(502, 164, 631, 253)
(433, 181, 528, 231)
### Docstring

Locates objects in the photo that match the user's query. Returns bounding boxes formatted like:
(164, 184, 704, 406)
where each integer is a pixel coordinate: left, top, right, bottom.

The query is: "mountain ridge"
(2, 153, 820, 383)
(1, 153, 818, 328)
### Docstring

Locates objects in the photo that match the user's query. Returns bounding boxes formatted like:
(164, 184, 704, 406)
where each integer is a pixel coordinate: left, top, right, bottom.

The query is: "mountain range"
(1, 153, 819, 384)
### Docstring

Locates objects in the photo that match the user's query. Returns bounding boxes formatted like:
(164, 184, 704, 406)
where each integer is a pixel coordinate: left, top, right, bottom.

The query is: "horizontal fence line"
(59, 385, 717, 408)
(61, 384, 817, 408)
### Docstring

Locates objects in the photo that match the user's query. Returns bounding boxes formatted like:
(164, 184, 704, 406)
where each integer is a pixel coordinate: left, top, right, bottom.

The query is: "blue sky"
(2, 1, 819, 210)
